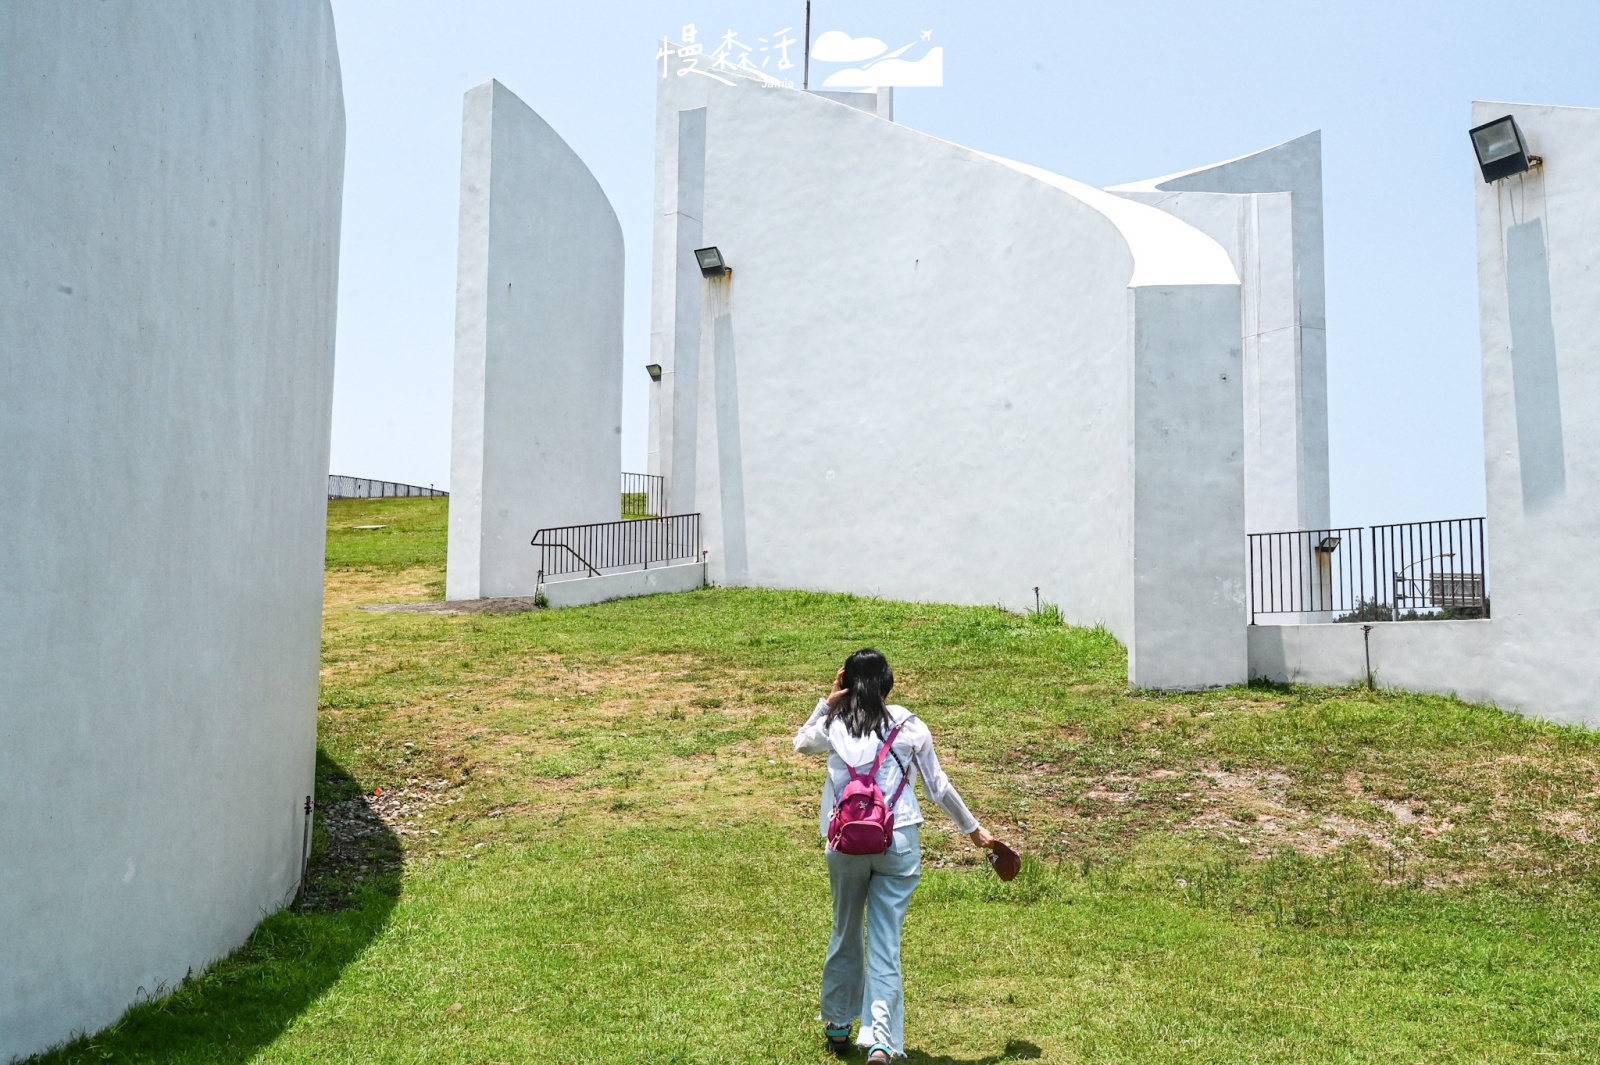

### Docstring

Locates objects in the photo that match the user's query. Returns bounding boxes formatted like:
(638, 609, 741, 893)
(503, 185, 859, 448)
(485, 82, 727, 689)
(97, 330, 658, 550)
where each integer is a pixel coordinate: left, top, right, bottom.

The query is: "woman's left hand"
(968, 827, 996, 850)
(825, 667, 848, 709)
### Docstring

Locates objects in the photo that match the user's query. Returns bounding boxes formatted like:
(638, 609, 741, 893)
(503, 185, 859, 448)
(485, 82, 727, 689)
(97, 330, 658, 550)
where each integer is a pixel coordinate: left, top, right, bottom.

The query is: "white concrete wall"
(447, 81, 624, 600)
(1250, 621, 1496, 697)
(1110, 133, 1330, 534)
(540, 562, 705, 608)
(1252, 104, 1600, 726)
(0, 5, 344, 1058)
(1469, 101, 1600, 725)
(648, 74, 1246, 688)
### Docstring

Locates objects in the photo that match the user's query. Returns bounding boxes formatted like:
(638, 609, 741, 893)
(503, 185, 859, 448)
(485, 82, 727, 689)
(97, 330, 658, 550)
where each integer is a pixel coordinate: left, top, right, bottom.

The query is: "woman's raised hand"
(826, 667, 849, 709)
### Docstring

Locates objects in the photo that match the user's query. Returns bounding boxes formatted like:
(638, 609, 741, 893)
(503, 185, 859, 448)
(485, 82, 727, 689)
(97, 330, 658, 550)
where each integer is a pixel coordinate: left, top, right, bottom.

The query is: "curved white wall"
(648, 75, 1247, 688)
(0, 5, 344, 1057)
(447, 80, 625, 601)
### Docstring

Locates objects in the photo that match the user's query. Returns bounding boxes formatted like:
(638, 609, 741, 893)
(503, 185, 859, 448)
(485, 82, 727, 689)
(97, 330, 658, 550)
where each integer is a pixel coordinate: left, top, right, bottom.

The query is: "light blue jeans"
(821, 825, 921, 1057)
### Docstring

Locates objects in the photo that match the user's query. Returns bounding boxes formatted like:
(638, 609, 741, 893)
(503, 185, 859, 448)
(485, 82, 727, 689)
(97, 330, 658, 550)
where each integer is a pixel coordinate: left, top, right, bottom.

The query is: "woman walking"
(794, 648, 999, 1061)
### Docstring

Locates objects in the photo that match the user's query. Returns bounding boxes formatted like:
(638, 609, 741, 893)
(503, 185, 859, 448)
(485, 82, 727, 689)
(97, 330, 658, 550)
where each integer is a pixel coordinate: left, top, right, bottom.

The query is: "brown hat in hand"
(987, 840, 1021, 881)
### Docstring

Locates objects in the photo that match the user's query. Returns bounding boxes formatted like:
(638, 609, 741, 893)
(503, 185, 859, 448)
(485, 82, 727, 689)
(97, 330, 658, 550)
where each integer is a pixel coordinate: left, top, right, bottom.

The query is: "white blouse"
(793, 700, 980, 838)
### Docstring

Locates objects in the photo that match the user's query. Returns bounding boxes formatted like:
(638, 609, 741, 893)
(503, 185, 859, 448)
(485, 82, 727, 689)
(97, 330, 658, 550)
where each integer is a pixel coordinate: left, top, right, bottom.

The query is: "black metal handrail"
(530, 513, 701, 582)
(542, 543, 600, 578)
(621, 472, 665, 518)
(1248, 517, 1487, 623)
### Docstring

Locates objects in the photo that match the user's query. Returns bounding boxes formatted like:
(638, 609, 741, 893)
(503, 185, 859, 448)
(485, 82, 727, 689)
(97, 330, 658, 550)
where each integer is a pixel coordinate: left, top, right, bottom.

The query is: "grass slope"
(30, 497, 1600, 1063)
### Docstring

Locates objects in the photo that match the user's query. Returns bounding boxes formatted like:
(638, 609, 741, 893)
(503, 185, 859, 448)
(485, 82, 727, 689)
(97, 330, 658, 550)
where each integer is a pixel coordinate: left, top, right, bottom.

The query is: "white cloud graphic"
(811, 30, 887, 63)
(821, 46, 943, 88)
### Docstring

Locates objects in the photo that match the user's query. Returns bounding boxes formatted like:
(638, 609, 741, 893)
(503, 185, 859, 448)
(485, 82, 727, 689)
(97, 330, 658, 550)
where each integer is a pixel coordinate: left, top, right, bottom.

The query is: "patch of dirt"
(1161, 766, 1472, 873)
(324, 566, 440, 608)
(321, 651, 825, 850)
(1541, 809, 1595, 845)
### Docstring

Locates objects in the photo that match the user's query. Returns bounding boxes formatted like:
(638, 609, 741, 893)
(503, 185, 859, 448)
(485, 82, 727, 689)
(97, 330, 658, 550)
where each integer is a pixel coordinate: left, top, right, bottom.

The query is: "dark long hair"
(826, 648, 895, 739)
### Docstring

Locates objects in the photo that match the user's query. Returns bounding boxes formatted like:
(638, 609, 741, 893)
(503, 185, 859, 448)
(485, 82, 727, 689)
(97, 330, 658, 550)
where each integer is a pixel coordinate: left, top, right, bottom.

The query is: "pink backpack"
(827, 724, 909, 855)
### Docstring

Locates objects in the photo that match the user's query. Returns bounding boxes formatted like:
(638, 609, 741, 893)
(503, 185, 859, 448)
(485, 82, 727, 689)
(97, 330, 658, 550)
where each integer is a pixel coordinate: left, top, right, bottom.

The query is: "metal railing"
(1248, 517, 1487, 623)
(328, 475, 447, 500)
(1247, 526, 1369, 619)
(1373, 518, 1488, 618)
(621, 472, 665, 518)
(531, 513, 700, 582)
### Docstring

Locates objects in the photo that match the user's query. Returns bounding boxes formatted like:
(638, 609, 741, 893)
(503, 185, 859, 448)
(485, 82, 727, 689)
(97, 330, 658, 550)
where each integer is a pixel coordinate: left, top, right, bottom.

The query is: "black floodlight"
(1470, 115, 1533, 183)
(1316, 535, 1342, 553)
(694, 246, 729, 277)
(645, 363, 663, 382)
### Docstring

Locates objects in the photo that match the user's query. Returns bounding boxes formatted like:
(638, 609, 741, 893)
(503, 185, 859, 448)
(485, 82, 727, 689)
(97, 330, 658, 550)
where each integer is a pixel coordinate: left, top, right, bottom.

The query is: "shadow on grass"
(26, 750, 399, 1065)
(907, 1040, 1044, 1063)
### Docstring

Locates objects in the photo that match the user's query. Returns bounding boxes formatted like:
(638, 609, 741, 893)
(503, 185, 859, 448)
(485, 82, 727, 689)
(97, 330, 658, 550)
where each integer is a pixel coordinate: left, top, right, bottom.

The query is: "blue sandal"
(825, 1024, 853, 1056)
(867, 1044, 893, 1062)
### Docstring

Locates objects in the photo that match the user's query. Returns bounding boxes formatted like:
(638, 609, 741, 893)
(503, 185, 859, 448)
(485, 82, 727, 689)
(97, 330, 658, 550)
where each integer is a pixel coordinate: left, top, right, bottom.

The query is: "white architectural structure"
(1110, 133, 1330, 534)
(446, 80, 625, 601)
(1252, 102, 1600, 726)
(0, 5, 344, 1059)
(647, 71, 1249, 689)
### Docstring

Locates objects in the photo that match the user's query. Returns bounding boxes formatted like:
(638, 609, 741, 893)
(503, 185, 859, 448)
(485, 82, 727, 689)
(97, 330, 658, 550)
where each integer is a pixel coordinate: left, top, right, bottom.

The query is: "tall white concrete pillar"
(1128, 285, 1248, 688)
(0, 4, 344, 1057)
(648, 104, 708, 517)
(1470, 100, 1600, 725)
(1110, 133, 1330, 534)
(446, 81, 624, 600)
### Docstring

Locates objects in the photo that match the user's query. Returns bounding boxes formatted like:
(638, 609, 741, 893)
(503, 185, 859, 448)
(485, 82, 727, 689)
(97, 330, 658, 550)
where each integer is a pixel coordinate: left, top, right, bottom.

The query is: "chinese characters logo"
(659, 24, 942, 89)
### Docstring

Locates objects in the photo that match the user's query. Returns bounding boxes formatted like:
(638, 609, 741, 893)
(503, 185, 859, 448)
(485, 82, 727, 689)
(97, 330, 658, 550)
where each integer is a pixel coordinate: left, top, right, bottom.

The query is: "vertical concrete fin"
(446, 79, 624, 601)
(447, 81, 495, 600)
(667, 108, 707, 514)
(695, 277, 746, 585)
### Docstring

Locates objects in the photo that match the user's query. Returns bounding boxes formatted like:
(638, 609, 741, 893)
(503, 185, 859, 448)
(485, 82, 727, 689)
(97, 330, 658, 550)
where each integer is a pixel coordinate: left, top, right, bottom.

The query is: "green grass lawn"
(32, 496, 1600, 1063)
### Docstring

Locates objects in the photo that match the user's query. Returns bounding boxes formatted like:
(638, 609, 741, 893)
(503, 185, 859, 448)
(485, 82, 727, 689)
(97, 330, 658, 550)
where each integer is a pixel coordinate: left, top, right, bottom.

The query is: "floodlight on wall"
(1316, 535, 1342, 553)
(694, 246, 729, 277)
(645, 363, 662, 382)
(1469, 115, 1539, 183)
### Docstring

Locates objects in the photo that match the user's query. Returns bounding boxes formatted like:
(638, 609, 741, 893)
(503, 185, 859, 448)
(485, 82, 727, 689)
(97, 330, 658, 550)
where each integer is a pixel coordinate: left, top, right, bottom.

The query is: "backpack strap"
(885, 748, 912, 809)
(832, 716, 921, 815)
(844, 723, 904, 784)
(870, 724, 904, 776)
(889, 745, 915, 805)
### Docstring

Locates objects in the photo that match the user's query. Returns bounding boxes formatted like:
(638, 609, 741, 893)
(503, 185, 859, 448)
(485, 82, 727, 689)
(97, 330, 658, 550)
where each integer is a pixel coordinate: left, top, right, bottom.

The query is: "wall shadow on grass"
(26, 750, 399, 1065)
(908, 1039, 1044, 1063)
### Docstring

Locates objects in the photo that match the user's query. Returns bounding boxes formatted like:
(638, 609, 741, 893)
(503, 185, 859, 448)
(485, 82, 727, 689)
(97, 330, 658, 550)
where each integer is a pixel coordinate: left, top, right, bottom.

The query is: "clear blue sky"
(327, 0, 1598, 527)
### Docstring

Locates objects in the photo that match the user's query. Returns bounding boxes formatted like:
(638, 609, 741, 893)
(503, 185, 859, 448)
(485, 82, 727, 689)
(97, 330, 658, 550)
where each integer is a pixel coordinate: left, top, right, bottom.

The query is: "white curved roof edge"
(1106, 131, 1320, 192)
(979, 153, 1239, 288)
(692, 79, 1236, 289)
